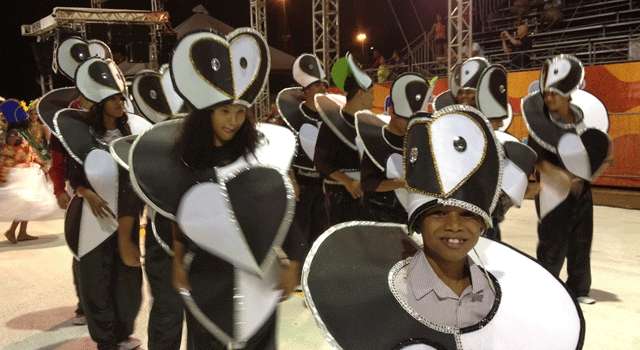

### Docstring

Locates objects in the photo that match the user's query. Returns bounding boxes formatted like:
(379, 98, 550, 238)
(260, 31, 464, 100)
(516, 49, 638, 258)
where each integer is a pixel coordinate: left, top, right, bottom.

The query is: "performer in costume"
(128, 29, 299, 349)
(356, 73, 430, 223)
(39, 37, 113, 325)
(433, 57, 537, 241)
(303, 105, 584, 350)
(55, 55, 152, 349)
(0, 99, 61, 242)
(522, 54, 611, 305)
(115, 63, 187, 350)
(276, 53, 329, 262)
(314, 53, 373, 225)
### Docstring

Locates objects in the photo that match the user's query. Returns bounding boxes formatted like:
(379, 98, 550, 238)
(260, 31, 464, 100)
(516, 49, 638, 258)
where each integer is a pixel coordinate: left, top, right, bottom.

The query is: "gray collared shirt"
(404, 250, 496, 329)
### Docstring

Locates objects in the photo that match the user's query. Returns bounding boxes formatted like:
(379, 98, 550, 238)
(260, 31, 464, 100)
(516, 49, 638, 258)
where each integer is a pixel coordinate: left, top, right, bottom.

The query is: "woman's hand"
(78, 187, 115, 219)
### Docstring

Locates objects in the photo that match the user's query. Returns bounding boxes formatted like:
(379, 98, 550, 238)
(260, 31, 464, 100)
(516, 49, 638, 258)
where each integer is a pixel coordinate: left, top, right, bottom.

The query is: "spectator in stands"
(371, 49, 385, 69)
(389, 50, 406, 80)
(541, 0, 563, 30)
(430, 14, 447, 62)
(511, 0, 530, 18)
(471, 42, 485, 57)
(377, 56, 391, 83)
(501, 20, 532, 69)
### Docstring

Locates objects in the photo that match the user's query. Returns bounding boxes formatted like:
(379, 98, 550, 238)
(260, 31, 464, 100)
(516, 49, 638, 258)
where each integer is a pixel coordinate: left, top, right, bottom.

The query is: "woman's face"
(420, 206, 485, 263)
(6, 129, 22, 146)
(210, 103, 247, 146)
(103, 95, 126, 119)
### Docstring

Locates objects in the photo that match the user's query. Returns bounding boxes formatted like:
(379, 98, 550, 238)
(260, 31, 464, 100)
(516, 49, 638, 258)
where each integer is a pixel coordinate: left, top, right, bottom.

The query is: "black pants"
(363, 193, 406, 224)
(72, 258, 83, 315)
(324, 184, 366, 227)
(535, 183, 593, 297)
(79, 235, 143, 350)
(186, 311, 277, 350)
(287, 182, 328, 261)
(145, 216, 184, 350)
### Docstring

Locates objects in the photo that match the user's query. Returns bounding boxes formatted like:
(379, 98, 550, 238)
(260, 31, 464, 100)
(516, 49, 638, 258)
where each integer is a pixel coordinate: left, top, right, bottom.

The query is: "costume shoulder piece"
(315, 93, 357, 150)
(54, 109, 152, 165)
(170, 28, 270, 110)
(36, 87, 80, 136)
(129, 120, 296, 220)
(476, 64, 509, 120)
(355, 111, 396, 171)
(433, 90, 457, 111)
(494, 131, 537, 207)
(276, 87, 321, 169)
(522, 90, 610, 182)
(404, 106, 502, 229)
(303, 223, 584, 350)
(132, 64, 187, 123)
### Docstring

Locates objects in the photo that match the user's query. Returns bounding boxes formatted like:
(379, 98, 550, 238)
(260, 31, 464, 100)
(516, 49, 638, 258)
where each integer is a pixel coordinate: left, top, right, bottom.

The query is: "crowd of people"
(1, 15, 612, 349)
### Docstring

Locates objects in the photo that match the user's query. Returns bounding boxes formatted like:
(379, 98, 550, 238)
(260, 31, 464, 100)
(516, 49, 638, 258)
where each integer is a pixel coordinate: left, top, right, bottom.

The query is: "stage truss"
(447, 0, 473, 72)
(250, 0, 270, 119)
(313, 0, 340, 74)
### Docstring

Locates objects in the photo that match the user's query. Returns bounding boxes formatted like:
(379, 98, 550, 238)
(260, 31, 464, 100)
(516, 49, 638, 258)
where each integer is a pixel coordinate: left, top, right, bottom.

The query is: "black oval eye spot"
(453, 136, 467, 152)
(553, 68, 559, 75)
(240, 57, 248, 69)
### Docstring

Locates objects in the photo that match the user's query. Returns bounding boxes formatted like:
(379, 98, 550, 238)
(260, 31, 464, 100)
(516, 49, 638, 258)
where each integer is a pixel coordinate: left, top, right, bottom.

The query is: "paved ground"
(1, 200, 639, 349)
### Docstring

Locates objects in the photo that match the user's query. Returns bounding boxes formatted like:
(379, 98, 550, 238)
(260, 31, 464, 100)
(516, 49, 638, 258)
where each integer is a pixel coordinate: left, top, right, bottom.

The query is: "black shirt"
(360, 128, 404, 193)
(313, 112, 360, 180)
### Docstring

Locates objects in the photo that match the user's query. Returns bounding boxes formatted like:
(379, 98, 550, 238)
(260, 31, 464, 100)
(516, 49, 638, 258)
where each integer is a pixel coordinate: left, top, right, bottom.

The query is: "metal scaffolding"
(249, 0, 270, 120)
(312, 0, 340, 74)
(447, 0, 473, 71)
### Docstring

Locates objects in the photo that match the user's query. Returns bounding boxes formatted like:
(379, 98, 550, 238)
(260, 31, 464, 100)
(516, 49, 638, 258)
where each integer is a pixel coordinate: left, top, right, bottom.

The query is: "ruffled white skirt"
(0, 165, 65, 221)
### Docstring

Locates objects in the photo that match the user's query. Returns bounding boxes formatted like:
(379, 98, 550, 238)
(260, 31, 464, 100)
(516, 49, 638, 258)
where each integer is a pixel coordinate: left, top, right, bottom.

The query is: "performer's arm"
(48, 138, 68, 198)
(171, 222, 191, 291)
(361, 153, 406, 192)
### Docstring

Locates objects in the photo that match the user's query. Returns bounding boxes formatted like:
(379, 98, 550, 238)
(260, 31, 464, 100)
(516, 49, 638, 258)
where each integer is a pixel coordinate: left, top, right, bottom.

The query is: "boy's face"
(456, 88, 477, 107)
(420, 206, 485, 263)
(543, 91, 570, 113)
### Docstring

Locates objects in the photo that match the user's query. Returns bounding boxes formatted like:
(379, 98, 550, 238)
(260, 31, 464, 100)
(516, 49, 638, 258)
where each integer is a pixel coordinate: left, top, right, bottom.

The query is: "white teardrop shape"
(430, 113, 487, 194)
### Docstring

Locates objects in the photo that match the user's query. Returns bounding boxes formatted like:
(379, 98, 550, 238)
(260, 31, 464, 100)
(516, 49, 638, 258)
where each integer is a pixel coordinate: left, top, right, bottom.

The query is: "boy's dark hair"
(343, 75, 361, 101)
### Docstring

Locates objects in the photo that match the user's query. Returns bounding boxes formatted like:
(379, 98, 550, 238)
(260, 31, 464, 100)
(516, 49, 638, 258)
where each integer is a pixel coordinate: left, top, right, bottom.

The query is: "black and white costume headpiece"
(539, 54, 585, 97)
(449, 57, 489, 97)
(132, 64, 187, 123)
(170, 28, 270, 110)
(293, 53, 327, 88)
(404, 105, 503, 230)
(390, 73, 431, 119)
(54, 37, 112, 82)
(75, 57, 127, 104)
(435, 57, 512, 125)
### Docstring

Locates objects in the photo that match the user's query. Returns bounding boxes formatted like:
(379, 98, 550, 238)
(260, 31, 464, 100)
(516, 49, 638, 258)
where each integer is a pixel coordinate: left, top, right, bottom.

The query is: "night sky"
(0, 0, 446, 100)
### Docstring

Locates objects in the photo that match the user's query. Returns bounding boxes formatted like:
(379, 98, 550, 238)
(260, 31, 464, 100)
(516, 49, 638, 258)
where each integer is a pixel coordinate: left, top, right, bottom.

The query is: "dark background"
(0, 0, 446, 100)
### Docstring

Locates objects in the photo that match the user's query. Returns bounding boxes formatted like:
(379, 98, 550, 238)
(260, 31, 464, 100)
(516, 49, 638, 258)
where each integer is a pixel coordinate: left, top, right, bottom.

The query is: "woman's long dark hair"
(176, 105, 259, 169)
(89, 96, 131, 137)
